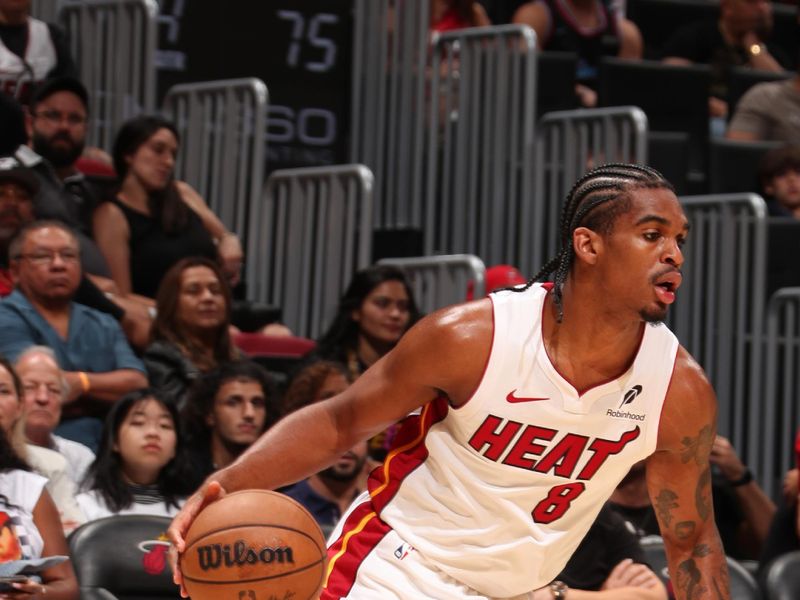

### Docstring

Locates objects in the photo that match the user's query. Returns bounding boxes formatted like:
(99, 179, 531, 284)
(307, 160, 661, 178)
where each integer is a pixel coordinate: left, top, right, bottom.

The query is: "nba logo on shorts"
(394, 543, 414, 560)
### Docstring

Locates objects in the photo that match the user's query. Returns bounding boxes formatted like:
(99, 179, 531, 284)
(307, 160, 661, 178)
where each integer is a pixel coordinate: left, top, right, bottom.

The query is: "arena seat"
(708, 138, 782, 195)
(536, 51, 579, 117)
(764, 551, 800, 600)
(627, 0, 719, 59)
(68, 515, 178, 600)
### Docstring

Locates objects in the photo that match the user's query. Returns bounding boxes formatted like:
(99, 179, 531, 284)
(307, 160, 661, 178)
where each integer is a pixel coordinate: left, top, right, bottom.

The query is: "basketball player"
(169, 164, 730, 599)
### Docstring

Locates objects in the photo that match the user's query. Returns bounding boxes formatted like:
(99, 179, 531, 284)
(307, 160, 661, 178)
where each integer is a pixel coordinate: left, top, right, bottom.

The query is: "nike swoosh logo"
(506, 390, 549, 403)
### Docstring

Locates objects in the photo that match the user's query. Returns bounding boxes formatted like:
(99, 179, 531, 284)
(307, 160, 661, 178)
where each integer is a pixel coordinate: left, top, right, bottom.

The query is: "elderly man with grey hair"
(16, 345, 95, 485)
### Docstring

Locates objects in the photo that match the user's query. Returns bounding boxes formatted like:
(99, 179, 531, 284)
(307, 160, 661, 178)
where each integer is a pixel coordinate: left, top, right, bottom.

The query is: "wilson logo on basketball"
(196, 540, 295, 571)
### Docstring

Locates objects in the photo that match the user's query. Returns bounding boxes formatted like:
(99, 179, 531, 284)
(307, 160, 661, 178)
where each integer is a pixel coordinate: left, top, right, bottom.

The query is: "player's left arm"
(646, 347, 730, 600)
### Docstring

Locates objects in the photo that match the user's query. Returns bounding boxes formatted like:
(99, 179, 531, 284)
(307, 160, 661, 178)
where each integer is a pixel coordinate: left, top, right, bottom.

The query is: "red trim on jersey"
(540, 290, 646, 397)
(322, 500, 388, 599)
(368, 396, 450, 515)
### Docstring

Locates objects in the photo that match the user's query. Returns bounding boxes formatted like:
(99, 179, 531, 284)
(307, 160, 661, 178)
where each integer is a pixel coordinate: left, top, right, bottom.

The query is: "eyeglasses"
(13, 249, 80, 265)
(33, 110, 87, 127)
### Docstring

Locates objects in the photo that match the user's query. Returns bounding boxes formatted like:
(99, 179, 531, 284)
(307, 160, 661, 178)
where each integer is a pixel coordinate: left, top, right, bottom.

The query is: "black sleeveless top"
(539, 0, 620, 84)
(111, 197, 217, 298)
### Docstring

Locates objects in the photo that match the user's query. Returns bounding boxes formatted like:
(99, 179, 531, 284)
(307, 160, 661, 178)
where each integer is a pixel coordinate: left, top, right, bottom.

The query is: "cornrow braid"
(511, 163, 673, 322)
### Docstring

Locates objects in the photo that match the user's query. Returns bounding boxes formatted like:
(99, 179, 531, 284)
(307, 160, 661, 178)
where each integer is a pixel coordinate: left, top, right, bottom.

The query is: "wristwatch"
(550, 580, 568, 599)
(730, 467, 753, 487)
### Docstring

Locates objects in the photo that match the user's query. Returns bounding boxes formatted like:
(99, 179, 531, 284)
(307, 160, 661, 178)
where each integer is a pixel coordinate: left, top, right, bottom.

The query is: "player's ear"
(572, 226, 602, 265)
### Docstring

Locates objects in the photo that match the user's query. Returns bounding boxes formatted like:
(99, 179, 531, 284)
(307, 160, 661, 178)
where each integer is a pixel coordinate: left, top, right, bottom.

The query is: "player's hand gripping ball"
(180, 490, 327, 599)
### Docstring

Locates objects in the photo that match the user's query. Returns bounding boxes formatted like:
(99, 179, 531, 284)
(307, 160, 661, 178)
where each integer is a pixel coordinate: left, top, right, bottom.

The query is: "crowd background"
(0, 0, 799, 598)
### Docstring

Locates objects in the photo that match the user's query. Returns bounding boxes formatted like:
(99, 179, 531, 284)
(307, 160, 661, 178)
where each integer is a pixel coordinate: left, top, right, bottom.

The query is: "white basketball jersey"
(368, 283, 679, 597)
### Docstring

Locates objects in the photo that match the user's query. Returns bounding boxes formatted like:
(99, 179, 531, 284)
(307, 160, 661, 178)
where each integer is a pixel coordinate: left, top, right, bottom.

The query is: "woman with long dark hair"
(92, 115, 243, 299)
(314, 265, 421, 382)
(77, 388, 193, 521)
(0, 356, 78, 599)
(143, 257, 240, 407)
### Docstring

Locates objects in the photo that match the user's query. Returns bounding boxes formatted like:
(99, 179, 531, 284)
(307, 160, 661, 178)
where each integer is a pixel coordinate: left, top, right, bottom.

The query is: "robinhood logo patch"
(620, 385, 642, 408)
(197, 540, 294, 570)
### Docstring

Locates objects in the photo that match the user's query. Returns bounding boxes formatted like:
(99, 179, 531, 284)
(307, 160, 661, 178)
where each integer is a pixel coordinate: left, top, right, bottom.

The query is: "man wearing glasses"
(14, 76, 111, 277)
(0, 219, 147, 449)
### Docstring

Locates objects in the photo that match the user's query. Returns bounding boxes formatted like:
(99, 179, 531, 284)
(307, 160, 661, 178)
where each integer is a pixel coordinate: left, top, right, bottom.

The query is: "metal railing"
(528, 106, 648, 274)
(59, 0, 157, 150)
(350, 0, 430, 232)
(246, 165, 374, 339)
(669, 194, 767, 463)
(378, 254, 486, 315)
(31, 0, 63, 22)
(759, 288, 800, 498)
(162, 78, 268, 238)
(426, 24, 537, 267)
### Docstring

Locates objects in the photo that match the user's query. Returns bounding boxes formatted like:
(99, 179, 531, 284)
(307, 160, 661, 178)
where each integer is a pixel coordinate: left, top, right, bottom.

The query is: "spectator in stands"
(0, 154, 35, 296)
(534, 504, 667, 600)
(313, 265, 420, 462)
(0, 354, 83, 532)
(727, 69, 800, 142)
(757, 145, 800, 217)
(17, 346, 94, 485)
(281, 360, 367, 531)
(77, 388, 193, 521)
(0, 0, 77, 105)
(13, 77, 110, 277)
(0, 358, 77, 598)
(512, 0, 643, 106)
(92, 115, 244, 300)
(0, 153, 152, 348)
(758, 430, 800, 575)
(662, 0, 791, 119)
(281, 359, 350, 416)
(314, 265, 420, 382)
(0, 220, 147, 449)
(144, 257, 239, 407)
(431, 0, 491, 30)
(181, 361, 279, 489)
(608, 434, 776, 561)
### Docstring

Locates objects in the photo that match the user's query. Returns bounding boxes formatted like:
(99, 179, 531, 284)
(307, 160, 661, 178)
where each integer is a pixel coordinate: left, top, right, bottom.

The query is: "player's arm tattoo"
(654, 488, 679, 527)
(675, 543, 730, 600)
(695, 465, 712, 522)
(680, 424, 714, 466)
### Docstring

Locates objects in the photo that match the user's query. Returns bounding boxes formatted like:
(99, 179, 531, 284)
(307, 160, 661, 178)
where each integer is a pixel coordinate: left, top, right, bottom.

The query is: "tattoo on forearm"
(655, 489, 679, 527)
(695, 466, 712, 522)
(680, 424, 714, 465)
(675, 521, 696, 540)
(676, 545, 720, 599)
(676, 558, 705, 599)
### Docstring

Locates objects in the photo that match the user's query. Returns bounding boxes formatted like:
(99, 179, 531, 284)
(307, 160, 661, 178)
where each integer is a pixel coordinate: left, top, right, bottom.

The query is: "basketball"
(180, 490, 327, 600)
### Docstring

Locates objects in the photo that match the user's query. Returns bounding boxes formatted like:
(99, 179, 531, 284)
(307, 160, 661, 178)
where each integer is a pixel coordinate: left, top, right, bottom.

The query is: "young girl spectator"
(314, 265, 421, 382)
(143, 257, 239, 407)
(92, 115, 243, 299)
(77, 389, 193, 521)
(0, 357, 78, 599)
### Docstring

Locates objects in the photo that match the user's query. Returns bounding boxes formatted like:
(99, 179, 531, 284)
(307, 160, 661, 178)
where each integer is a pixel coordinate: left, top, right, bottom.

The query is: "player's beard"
(32, 131, 85, 169)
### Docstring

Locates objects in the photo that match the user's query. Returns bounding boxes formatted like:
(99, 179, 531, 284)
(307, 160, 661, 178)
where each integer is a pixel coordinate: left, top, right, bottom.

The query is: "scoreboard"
(155, 0, 353, 171)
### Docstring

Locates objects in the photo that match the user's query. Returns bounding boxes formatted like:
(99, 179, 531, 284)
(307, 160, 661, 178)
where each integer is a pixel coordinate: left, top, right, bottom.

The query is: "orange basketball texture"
(181, 490, 327, 600)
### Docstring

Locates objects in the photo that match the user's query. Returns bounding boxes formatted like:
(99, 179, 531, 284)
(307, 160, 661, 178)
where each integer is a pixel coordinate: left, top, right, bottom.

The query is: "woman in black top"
(92, 115, 243, 299)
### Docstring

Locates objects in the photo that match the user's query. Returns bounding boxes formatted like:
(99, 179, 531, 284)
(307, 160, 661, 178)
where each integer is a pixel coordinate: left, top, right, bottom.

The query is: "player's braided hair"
(515, 163, 674, 321)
